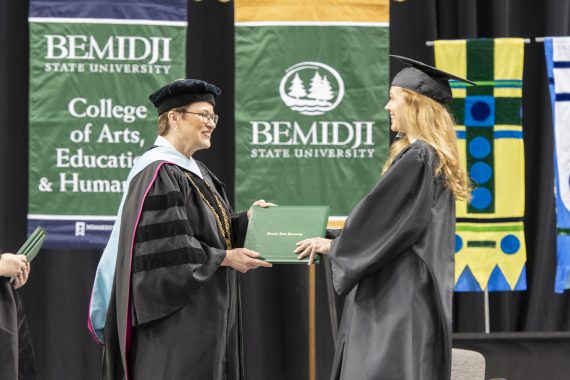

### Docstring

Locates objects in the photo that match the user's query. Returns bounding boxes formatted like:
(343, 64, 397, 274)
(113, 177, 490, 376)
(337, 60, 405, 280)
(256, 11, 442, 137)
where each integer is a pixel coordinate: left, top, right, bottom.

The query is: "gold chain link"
(185, 172, 233, 249)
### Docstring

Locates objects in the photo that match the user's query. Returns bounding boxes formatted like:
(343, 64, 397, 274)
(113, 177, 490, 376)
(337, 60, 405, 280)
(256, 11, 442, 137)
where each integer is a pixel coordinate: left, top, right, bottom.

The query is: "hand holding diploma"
(0, 253, 28, 278)
(1, 226, 45, 288)
(0, 253, 30, 289)
(295, 237, 332, 265)
(247, 199, 277, 219)
(12, 263, 30, 289)
(222, 248, 273, 273)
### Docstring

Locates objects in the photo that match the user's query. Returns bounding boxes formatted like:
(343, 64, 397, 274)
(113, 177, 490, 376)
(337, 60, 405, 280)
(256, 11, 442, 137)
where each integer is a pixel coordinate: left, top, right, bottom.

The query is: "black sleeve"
(326, 229, 342, 239)
(130, 165, 227, 326)
(329, 145, 435, 295)
(231, 212, 249, 248)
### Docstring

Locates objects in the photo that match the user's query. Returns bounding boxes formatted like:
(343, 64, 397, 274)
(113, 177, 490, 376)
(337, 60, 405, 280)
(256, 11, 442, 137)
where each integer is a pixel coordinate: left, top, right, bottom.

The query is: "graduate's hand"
(295, 238, 332, 265)
(247, 199, 277, 219)
(222, 248, 273, 273)
(0, 253, 28, 278)
(12, 263, 30, 289)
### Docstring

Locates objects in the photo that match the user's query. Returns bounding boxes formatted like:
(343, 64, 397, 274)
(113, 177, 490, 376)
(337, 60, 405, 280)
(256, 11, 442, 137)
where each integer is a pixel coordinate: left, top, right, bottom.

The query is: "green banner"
(28, 20, 186, 247)
(235, 25, 390, 217)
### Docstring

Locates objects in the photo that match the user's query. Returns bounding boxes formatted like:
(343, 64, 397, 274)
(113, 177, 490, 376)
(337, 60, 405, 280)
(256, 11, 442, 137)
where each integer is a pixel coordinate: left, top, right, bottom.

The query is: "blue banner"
(545, 37, 570, 293)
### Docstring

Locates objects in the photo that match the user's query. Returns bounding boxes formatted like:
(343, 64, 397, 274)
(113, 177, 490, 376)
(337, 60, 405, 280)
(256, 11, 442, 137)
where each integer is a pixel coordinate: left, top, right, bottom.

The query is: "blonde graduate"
(296, 56, 476, 380)
(383, 86, 471, 201)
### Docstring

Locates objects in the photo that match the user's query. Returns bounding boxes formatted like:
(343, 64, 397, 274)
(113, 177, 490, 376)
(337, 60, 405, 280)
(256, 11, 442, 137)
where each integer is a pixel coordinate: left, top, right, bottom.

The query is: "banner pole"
(484, 287, 490, 334)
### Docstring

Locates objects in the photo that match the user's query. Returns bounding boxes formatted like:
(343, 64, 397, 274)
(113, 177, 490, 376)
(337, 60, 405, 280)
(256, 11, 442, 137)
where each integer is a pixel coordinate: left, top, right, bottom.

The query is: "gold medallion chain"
(185, 172, 232, 249)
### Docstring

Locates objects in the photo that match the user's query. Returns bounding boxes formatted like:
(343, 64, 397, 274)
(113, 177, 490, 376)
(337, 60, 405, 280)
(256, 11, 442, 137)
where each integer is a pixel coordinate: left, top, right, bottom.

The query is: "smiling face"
(166, 101, 217, 157)
(384, 86, 407, 133)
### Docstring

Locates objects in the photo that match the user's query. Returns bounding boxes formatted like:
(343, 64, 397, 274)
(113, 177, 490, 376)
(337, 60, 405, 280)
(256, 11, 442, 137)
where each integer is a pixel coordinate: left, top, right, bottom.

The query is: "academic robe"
(329, 141, 455, 380)
(0, 277, 36, 380)
(101, 159, 248, 380)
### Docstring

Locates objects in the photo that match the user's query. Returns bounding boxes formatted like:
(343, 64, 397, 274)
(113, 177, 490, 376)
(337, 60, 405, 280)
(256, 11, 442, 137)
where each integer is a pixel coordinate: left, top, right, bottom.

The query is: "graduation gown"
(0, 277, 36, 380)
(329, 141, 455, 380)
(101, 159, 248, 380)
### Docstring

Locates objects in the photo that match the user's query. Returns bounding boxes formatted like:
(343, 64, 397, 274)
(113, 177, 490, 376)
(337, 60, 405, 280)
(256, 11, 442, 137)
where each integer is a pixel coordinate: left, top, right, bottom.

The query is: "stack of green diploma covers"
(17, 226, 47, 262)
(244, 206, 330, 264)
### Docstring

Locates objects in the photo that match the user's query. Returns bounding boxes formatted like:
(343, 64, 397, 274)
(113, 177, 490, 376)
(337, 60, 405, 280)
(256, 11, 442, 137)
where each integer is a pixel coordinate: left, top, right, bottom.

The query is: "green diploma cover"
(244, 205, 330, 264)
(17, 226, 47, 262)
(9, 226, 47, 283)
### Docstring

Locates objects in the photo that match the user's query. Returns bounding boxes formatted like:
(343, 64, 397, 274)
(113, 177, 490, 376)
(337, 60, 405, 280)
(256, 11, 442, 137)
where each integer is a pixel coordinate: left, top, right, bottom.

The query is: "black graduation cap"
(390, 55, 476, 104)
(149, 79, 222, 115)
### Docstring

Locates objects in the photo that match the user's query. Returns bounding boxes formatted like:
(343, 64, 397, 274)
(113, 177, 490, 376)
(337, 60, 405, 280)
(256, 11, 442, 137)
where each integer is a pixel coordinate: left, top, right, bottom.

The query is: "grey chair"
(451, 348, 486, 380)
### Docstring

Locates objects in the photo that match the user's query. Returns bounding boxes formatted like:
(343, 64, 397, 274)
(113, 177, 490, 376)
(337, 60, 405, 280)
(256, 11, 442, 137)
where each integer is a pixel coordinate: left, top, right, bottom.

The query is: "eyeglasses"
(180, 111, 219, 125)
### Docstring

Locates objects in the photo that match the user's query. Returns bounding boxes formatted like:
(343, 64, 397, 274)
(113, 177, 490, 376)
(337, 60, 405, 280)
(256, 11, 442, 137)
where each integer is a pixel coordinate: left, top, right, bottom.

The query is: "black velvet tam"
(149, 79, 222, 115)
(390, 55, 476, 104)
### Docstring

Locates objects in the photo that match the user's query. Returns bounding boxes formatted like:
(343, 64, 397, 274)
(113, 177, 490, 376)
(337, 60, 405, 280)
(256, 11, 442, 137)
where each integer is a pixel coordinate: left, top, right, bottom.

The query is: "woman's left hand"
(295, 237, 332, 265)
(247, 199, 277, 219)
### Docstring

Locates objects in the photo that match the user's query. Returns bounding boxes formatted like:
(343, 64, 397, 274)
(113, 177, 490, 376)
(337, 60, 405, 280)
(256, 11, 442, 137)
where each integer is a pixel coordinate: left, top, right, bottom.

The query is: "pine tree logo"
(279, 62, 345, 115)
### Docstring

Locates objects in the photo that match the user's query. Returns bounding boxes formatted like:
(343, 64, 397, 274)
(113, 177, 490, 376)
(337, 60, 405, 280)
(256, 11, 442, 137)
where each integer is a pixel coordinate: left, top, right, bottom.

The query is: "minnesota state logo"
(279, 61, 345, 116)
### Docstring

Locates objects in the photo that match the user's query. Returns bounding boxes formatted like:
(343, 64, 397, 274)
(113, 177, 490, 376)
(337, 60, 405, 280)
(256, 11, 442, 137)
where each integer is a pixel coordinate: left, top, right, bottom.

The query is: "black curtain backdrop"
(1, 1, 570, 379)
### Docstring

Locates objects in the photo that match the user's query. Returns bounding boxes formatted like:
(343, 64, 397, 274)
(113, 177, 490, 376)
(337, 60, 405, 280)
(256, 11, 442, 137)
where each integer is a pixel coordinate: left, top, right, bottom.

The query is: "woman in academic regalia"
(89, 79, 272, 380)
(296, 56, 473, 380)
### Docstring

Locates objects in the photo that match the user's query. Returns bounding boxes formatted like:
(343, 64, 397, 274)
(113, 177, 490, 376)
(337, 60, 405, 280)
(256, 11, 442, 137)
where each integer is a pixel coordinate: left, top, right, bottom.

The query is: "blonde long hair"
(382, 88, 471, 200)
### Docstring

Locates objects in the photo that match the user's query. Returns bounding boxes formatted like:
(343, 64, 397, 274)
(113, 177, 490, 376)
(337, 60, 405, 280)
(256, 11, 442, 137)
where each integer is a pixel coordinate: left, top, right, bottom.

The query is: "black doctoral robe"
(102, 159, 248, 380)
(329, 141, 455, 380)
(0, 277, 36, 380)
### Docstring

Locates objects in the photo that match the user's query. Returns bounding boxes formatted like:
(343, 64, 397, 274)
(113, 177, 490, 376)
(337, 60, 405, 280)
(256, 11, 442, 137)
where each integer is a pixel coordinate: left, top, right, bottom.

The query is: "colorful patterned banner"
(435, 38, 527, 292)
(545, 37, 570, 293)
(234, 1, 390, 222)
(28, 0, 187, 248)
